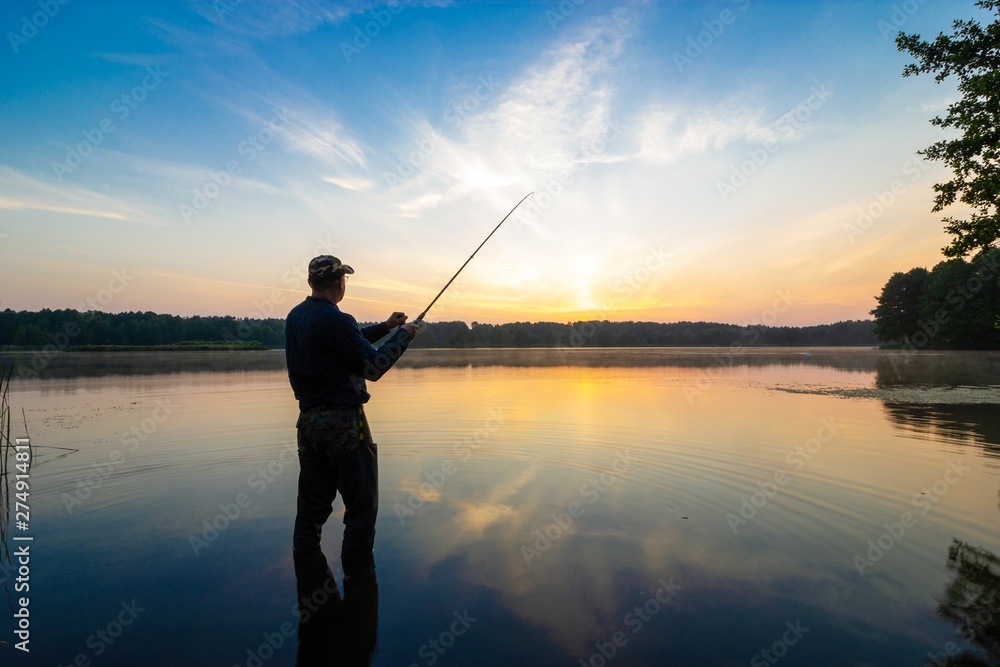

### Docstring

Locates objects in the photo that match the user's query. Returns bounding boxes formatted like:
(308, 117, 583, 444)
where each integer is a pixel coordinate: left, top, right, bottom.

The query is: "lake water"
(1, 348, 998, 667)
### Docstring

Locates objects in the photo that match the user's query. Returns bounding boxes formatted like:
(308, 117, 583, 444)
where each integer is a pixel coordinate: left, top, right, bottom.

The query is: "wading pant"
(293, 405, 378, 572)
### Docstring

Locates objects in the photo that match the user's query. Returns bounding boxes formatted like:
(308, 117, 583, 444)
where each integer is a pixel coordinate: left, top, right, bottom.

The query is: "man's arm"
(331, 314, 413, 381)
(360, 322, 389, 343)
(360, 312, 408, 343)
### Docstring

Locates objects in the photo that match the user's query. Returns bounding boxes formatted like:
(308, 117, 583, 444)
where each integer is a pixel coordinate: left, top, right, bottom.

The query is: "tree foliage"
(408, 319, 877, 348)
(896, 0, 1000, 257)
(934, 539, 1000, 666)
(871, 267, 929, 342)
(0, 308, 879, 349)
(870, 248, 1000, 349)
(0, 309, 285, 348)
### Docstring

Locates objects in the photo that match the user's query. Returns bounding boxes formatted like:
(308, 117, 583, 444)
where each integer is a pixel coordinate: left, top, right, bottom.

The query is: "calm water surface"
(1, 348, 998, 667)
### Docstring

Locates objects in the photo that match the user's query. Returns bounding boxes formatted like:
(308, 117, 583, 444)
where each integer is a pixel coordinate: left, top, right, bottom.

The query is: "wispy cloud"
(919, 96, 955, 113)
(322, 175, 376, 191)
(384, 11, 632, 213)
(188, 0, 454, 39)
(397, 192, 443, 217)
(280, 107, 370, 169)
(91, 52, 173, 67)
(635, 104, 769, 164)
(216, 88, 370, 171)
(0, 196, 128, 221)
(0, 166, 153, 224)
(188, 0, 354, 36)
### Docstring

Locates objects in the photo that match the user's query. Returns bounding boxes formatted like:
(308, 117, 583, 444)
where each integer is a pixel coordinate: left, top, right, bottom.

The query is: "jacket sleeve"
(332, 315, 412, 381)
(360, 322, 390, 343)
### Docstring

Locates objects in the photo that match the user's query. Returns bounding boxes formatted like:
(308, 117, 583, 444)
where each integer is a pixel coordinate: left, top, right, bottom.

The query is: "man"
(285, 254, 418, 577)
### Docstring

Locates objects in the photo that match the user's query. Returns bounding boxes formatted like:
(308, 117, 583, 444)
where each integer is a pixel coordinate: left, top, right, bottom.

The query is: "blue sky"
(0, 0, 985, 325)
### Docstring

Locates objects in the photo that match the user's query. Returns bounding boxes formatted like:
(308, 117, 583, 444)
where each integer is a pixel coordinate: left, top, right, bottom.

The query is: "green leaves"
(897, 0, 1000, 257)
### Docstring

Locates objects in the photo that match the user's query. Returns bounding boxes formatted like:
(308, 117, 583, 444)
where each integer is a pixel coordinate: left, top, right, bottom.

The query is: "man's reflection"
(294, 548, 378, 666)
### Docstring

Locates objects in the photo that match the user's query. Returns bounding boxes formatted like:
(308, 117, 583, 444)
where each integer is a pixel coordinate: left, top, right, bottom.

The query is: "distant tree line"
(0, 308, 877, 349)
(408, 319, 877, 348)
(0, 309, 285, 348)
(870, 248, 1000, 350)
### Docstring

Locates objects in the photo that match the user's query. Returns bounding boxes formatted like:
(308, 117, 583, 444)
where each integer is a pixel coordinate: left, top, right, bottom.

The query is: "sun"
(574, 254, 600, 311)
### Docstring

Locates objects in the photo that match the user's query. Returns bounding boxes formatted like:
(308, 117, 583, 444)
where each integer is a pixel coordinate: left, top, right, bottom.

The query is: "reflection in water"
(5, 347, 998, 382)
(933, 540, 1000, 666)
(882, 404, 1000, 460)
(393, 347, 881, 372)
(875, 352, 1000, 388)
(4, 349, 1000, 665)
(0, 347, 881, 379)
(0, 349, 289, 379)
(294, 548, 378, 666)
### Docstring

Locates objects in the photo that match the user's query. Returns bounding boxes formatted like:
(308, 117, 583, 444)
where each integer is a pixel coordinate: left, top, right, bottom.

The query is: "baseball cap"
(308, 255, 355, 280)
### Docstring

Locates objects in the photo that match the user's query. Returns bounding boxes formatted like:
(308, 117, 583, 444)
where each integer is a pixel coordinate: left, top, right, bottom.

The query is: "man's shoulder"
(287, 298, 358, 328)
(286, 298, 315, 323)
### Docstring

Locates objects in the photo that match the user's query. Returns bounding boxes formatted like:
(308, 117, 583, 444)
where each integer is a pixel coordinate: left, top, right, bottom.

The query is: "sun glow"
(574, 254, 599, 311)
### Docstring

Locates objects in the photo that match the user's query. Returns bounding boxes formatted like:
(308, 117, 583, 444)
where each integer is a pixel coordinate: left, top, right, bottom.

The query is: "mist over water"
(1, 348, 998, 666)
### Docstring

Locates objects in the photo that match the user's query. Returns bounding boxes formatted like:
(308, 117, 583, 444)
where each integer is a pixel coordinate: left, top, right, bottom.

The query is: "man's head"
(308, 255, 354, 300)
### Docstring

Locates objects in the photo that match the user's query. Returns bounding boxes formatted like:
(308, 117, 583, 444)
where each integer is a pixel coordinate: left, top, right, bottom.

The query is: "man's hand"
(401, 322, 419, 339)
(385, 312, 408, 328)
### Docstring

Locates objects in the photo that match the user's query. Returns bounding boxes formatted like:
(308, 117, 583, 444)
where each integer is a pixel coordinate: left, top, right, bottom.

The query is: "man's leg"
(336, 409, 379, 576)
(293, 427, 338, 551)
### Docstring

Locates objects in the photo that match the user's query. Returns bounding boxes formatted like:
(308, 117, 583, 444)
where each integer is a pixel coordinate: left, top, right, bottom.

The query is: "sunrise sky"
(0, 0, 984, 326)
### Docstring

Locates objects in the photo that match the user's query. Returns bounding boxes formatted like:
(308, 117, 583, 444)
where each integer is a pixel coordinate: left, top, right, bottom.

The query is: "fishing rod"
(412, 191, 534, 326)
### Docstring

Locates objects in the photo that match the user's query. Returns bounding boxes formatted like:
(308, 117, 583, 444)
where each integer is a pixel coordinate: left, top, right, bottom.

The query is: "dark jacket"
(285, 296, 411, 410)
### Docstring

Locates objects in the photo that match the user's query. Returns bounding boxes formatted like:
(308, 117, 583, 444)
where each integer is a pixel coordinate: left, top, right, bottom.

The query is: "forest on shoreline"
(0, 308, 878, 350)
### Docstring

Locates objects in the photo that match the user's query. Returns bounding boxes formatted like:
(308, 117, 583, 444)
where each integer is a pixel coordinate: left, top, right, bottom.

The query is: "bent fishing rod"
(411, 191, 534, 326)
